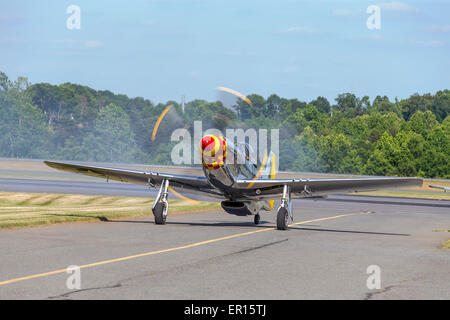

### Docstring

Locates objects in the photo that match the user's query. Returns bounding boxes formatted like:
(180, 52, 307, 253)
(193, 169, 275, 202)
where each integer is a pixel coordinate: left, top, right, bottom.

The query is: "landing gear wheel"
(153, 202, 166, 225)
(254, 214, 260, 225)
(276, 207, 289, 230)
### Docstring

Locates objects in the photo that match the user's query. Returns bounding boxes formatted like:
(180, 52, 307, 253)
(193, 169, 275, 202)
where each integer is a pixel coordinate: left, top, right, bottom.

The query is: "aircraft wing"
(429, 185, 450, 191)
(233, 177, 423, 200)
(44, 161, 225, 198)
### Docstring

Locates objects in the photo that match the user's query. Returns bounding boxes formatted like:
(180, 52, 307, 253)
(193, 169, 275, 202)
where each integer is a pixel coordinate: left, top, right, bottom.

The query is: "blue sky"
(1, 0, 449, 105)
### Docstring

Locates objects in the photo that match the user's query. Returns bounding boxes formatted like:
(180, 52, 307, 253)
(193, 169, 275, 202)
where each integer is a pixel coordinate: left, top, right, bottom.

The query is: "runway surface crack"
(364, 285, 395, 300)
(225, 238, 289, 256)
(47, 283, 122, 300)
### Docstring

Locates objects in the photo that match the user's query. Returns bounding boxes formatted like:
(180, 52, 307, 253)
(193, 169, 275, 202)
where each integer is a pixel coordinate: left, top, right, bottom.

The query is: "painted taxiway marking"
(0, 212, 368, 287)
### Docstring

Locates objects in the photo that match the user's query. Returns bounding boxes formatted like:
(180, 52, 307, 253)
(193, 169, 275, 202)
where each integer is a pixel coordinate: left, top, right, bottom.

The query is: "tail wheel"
(153, 202, 167, 225)
(254, 214, 260, 225)
(276, 207, 289, 230)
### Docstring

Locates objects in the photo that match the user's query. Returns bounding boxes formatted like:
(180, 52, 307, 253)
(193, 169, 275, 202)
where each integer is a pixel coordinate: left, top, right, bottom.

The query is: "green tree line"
(0, 71, 448, 178)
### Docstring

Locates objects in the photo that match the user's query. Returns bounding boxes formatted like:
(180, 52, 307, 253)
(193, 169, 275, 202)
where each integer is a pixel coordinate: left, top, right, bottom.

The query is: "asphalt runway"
(0, 178, 449, 299)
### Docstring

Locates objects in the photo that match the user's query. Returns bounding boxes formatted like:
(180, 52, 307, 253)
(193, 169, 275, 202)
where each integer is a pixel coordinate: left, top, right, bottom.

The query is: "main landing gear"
(152, 179, 169, 225)
(277, 185, 292, 230)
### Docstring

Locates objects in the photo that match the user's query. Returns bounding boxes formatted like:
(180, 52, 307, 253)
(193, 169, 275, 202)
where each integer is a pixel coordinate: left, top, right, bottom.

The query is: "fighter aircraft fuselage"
(200, 134, 273, 216)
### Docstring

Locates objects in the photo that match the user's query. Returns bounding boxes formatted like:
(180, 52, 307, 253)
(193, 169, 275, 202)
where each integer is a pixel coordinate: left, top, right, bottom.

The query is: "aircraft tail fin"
(260, 150, 276, 180)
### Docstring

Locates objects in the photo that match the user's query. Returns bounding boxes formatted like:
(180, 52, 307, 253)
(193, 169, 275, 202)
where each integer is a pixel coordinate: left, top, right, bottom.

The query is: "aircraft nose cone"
(200, 135, 227, 170)
(201, 135, 215, 151)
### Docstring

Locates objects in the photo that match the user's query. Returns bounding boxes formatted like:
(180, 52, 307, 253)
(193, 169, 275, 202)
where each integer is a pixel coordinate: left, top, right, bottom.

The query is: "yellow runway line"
(0, 212, 366, 287)
(168, 186, 200, 204)
(289, 211, 369, 227)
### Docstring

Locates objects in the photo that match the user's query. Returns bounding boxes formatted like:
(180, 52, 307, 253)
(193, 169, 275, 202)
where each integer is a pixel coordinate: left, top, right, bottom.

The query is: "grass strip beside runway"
(349, 190, 450, 200)
(0, 192, 220, 229)
(442, 240, 450, 249)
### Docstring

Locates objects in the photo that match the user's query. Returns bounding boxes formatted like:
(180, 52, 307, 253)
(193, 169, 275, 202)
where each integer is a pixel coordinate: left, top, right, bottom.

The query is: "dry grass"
(403, 181, 450, 192)
(349, 190, 450, 200)
(0, 192, 220, 229)
(432, 230, 450, 249)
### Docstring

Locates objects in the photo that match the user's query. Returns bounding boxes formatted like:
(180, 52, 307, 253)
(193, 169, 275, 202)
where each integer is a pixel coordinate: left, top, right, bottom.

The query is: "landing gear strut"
(277, 185, 292, 230)
(152, 179, 169, 225)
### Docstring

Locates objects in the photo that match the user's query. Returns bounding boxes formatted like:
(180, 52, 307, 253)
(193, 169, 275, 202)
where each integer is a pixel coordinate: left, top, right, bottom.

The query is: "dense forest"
(0, 71, 448, 178)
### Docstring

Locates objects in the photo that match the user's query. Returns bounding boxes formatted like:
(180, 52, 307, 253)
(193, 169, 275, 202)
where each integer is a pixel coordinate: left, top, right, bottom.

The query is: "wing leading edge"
(429, 185, 450, 191)
(44, 161, 225, 198)
(233, 177, 423, 200)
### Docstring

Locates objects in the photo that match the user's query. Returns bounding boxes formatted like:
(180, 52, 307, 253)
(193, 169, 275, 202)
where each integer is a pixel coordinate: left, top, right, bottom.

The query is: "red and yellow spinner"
(200, 135, 227, 170)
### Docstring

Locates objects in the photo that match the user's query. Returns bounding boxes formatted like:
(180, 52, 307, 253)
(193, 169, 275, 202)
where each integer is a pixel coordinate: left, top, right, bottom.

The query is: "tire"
(276, 207, 289, 230)
(153, 202, 166, 225)
(254, 214, 260, 225)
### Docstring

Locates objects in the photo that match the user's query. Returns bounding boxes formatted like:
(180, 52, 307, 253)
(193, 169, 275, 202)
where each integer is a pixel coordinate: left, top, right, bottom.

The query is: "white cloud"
(426, 25, 450, 33)
(331, 9, 354, 16)
(84, 40, 103, 48)
(331, 2, 419, 18)
(378, 2, 419, 12)
(143, 19, 157, 25)
(410, 40, 445, 47)
(187, 70, 200, 77)
(0, 37, 25, 45)
(283, 26, 321, 35)
(283, 66, 297, 73)
(306, 82, 320, 89)
(0, 15, 25, 25)
(60, 38, 77, 46)
(369, 34, 385, 40)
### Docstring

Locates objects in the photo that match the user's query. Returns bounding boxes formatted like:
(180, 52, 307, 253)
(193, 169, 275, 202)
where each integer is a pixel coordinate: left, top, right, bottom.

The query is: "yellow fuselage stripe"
(247, 151, 269, 189)
(269, 152, 276, 209)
